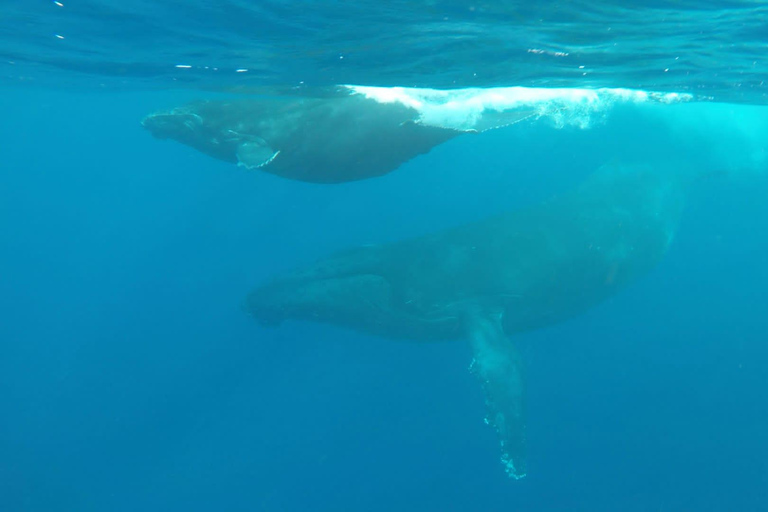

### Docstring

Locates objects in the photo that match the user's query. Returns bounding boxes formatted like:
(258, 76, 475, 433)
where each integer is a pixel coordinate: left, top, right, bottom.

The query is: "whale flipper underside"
(465, 309, 527, 479)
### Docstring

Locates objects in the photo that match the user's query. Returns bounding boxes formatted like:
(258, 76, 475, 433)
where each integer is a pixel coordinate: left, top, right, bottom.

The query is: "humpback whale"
(142, 89, 534, 183)
(245, 163, 692, 478)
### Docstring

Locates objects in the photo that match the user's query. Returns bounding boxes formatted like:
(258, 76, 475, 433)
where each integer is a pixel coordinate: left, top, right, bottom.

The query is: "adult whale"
(142, 88, 534, 183)
(245, 163, 693, 478)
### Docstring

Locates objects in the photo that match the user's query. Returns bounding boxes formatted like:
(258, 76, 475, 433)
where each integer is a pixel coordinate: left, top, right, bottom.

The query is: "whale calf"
(142, 89, 534, 183)
(245, 163, 692, 478)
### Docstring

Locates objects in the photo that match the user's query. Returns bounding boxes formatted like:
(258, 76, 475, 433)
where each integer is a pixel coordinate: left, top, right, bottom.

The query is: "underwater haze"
(2, 2, 768, 512)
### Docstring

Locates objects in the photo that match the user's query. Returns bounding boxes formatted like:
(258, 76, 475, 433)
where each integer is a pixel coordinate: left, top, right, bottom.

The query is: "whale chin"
(245, 272, 395, 330)
(141, 110, 204, 140)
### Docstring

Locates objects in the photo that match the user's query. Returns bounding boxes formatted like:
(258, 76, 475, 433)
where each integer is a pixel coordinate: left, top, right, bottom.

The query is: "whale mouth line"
(141, 111, 204, 132)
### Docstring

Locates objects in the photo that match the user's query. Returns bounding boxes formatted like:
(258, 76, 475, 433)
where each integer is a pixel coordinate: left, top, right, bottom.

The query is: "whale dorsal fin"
(236, 140, 280, 169)
(464, 307, 527, 479)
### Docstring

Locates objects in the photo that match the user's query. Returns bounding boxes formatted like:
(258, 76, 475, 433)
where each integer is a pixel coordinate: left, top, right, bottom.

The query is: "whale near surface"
(143, 92, 456, 183)
(142, 85, 691, 184)
(245, 163, 692, 478)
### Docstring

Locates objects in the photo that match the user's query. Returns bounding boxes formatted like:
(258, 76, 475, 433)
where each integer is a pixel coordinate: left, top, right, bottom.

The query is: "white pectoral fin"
(236, 140, 280, 169)
(465, 309, 527, 479)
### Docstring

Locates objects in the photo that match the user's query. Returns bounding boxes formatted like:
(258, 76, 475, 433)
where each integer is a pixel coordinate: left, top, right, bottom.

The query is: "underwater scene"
(2, 1, 768, 511)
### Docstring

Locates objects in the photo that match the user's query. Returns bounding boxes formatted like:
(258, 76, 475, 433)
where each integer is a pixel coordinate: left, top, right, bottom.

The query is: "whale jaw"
(246, 271, 395, 330)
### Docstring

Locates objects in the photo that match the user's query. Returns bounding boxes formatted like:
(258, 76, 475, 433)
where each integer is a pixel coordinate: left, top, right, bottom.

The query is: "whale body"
(142, 90, 534, 183)
(142, 93, 458, 183)
(245, 164, 690, 478)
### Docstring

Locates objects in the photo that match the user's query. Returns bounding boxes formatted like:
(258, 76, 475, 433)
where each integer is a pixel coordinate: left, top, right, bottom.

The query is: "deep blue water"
(2, 2, 768, 511)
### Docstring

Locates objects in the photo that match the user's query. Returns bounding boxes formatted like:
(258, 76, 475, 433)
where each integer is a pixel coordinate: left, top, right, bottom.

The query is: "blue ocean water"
(2, 3, 768, 512)
(3, 0, 768, 101)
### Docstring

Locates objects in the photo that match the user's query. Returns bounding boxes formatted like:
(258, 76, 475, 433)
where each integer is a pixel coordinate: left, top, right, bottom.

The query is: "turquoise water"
(2, 3, 768, 511)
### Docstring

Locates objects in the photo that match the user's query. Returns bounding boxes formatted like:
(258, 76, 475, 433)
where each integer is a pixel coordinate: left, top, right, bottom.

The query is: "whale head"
(244, 242, 468, 341)
(141, 103, 248, 164)
(246, 271, 394, 329)
(142, 102, 283, 169)
(244, 247, 396, 328)
(141, 107, 205, 140)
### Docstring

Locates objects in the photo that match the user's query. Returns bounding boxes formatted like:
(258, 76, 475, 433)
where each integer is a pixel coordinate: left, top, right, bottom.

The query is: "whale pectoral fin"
(465, 309, 527, 479)
(236, 140, 280, 169)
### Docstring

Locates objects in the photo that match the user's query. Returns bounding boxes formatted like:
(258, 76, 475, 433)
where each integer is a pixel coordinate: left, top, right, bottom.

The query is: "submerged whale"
(142, 89, 534, 183)
(244, 163, 693, 478)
